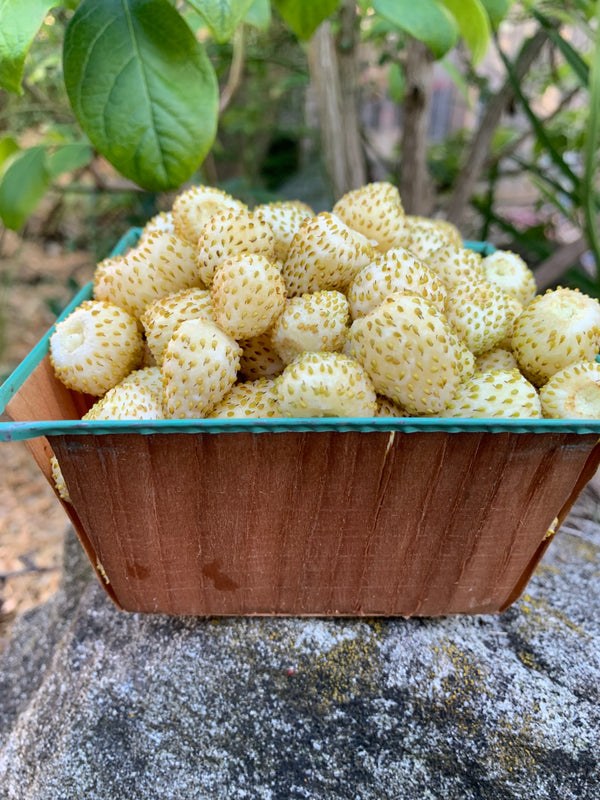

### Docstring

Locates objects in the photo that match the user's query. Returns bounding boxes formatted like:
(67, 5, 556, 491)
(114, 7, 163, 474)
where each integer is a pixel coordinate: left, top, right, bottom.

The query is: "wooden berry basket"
(1, 230, 600, 617)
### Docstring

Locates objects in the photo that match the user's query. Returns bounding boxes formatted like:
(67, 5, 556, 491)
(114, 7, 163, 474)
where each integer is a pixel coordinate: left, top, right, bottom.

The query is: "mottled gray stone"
(1, 486, 600, 800)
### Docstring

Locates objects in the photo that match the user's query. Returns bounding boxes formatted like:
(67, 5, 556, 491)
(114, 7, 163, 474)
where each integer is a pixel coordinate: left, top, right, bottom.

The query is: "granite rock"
(1, 487, 600, 800)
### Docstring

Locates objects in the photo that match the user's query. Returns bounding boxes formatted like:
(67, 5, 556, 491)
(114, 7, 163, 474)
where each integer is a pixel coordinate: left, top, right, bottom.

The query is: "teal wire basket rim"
(3, 232, 600, 441)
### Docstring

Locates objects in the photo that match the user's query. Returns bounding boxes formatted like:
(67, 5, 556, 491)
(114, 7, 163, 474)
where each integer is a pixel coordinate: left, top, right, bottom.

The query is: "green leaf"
(272, 0, 340, 41)
(532, 9, 589, 88)
(0, 136, 19, 173)
(373, 0, 458, 60)
(186, 0, 254, 42)
(245, 0, 271, 30)
(439, 0, 490, 64)
(479, 0, 513, 28)
(63, 0, 219, 192)
(46, 143, 94, 178)
(388, 62, 405, 104)
(0, 146, 50, 230)
(0, 0, 58, 94)
(440, 58, 471, 106)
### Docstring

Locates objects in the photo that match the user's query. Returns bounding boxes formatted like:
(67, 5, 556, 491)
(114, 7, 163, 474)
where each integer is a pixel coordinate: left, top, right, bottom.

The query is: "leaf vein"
(120, 0, 168, 185)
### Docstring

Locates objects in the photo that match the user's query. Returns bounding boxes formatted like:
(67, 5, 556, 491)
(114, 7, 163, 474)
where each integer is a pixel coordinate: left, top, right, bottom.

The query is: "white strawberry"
(83, 381, 165, 420)
(426, 244, 485, 292)
(403, 221, 449, 261)
(405, 215, 462, 248)
(444, 279, 515, 356)
(50, 300, 144, 395)
(511, 287, 600, 386)
(171, 184, 247, 245)
(442, 369, 542, 418)
(211, 253, 286, 340)
(276, 351, 377, 418)
(141, 287, 213, 365)
(347, 247, 447, 320)
(254, 200, 313, 261)
(138, 210, 175, 244)
(474, 347, 520, 373)
(270, 290, 350, 364)
(282, 212, 374, 296)
(116, 366, 164, 400)
(162, 318, 241, 418)
(539, 361, 600, 419)
(332, 181, 407, 252)
(196, 207, 276, 287)
(94, 231, 202, 321)
(208, 378, 281, 418)
(348, 291, 474, 415)
(482, 249, 537, 306)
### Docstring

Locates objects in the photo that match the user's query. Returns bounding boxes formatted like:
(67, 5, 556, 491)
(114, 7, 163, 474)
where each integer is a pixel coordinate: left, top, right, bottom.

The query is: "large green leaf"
(373, 0, 458, 60)
(0, 146, 50, 230)
(186, 0, 254, 42)
(63, 0, 219, 192)
(439, 0, 490, 64)
(245, 0, 271, 30)
(0, 0, 58, 94)
(272, 0, 340, 41)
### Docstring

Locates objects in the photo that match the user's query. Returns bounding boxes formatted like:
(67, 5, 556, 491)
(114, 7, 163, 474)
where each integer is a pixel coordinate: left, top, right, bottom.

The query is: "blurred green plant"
(1, 0, 597, 296)
(465, 1, 600, 293)
(0, 0, 498, 231)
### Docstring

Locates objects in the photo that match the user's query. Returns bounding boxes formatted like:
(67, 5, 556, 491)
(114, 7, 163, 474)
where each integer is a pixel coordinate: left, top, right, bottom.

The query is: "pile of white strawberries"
(49, 181, 600, 422)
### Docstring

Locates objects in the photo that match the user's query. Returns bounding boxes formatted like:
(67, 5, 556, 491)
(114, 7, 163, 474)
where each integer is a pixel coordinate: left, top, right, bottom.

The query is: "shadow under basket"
(1, 230, 600, 617)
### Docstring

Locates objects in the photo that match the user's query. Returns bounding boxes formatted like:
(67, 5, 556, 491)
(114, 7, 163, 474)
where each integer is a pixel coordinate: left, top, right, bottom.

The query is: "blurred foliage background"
(0, 0, 598, 378)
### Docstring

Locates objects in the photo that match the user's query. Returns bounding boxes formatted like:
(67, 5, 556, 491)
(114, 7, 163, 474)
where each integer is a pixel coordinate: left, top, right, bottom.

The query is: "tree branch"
(307, 1, 366, 199)
(399, 38, 434, 215)
(534, 236, 591, 290)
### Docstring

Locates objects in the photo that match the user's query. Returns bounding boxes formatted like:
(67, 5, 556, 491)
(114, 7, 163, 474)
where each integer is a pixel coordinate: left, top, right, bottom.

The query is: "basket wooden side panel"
(49, 430, 600, 617)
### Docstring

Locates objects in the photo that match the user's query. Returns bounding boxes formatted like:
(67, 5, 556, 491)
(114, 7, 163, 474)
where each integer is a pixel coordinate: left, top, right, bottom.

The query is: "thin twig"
(219, 26, 246, 114)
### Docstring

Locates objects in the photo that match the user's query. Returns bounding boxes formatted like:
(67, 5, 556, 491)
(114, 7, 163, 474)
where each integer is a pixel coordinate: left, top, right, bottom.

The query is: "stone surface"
(1, 486, 600, 800)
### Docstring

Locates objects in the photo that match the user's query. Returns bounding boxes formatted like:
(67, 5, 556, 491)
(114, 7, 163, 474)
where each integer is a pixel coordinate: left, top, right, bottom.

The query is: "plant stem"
(219, 26, 245, 114)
